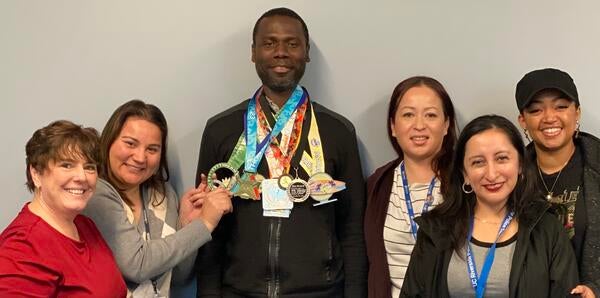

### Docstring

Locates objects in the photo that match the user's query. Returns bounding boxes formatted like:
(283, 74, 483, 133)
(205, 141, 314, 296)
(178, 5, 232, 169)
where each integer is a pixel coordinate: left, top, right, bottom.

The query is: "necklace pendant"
(546, 192, 553, 200)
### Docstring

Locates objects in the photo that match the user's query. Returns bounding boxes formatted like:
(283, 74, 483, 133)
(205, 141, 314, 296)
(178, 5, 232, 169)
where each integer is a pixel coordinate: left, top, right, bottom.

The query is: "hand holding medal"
(178, 174, 233, 231)
(207, 162, 240, 192)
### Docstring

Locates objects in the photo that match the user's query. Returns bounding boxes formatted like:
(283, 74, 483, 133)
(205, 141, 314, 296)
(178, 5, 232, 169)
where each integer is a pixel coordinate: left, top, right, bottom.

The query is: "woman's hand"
(572, 285, 596, 298)
(178, 174, 209, 227)
(196, 188, 233, 232)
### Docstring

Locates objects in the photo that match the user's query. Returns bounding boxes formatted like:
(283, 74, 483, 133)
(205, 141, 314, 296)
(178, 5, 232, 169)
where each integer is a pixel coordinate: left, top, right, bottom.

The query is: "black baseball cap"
(515, 68, 579, 112)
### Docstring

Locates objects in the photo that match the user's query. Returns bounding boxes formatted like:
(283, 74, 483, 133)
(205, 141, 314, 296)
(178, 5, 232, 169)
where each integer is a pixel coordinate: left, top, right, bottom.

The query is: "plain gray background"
(2, 1, 600, 230)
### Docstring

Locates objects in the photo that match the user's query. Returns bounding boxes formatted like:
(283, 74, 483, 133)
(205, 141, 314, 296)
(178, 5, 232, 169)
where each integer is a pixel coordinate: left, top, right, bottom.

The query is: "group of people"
(0, 6, 598, 298)
(365, 67, 599, 296)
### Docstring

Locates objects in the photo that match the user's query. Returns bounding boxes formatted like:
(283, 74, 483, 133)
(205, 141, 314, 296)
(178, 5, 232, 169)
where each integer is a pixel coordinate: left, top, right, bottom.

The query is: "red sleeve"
(0, 233, 60, 297)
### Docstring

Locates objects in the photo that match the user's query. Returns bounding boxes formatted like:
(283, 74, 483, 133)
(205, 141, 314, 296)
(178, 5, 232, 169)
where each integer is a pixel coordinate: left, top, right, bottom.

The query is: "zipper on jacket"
(326, 234, 332, 282)
(267, 218, 282, 298)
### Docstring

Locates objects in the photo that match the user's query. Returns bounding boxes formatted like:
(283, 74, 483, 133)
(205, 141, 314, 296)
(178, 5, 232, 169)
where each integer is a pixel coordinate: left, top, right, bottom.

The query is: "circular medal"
(278, 174, 294, 190)
(308, 172, 335, 202)
(207, 162, 239, 191)
(287, 179, 310, 203)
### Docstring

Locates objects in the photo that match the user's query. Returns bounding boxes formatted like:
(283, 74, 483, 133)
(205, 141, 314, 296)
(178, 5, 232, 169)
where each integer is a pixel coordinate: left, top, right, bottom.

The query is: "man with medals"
(194, 7, 367, 298)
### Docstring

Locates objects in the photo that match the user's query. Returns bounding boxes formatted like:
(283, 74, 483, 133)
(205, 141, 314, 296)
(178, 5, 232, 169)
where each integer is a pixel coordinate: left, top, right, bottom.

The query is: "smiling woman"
(0, 120, 126, 297)
(364, 76, 458, 298)
(515, 68, 600, 298)
(401, 115, 579, 298)
(82, 99, 232, 297)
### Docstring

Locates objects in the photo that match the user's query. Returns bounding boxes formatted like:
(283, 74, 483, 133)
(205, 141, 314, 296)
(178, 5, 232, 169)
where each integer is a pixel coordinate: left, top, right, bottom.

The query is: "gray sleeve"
(171, 249, 198, 286)
(169, 184, 199, 286)
(83, 179, 212, 284)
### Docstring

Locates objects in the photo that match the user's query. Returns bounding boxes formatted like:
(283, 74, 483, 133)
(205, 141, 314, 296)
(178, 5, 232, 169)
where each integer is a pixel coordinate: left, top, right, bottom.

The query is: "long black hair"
(423, 114, 538, 254)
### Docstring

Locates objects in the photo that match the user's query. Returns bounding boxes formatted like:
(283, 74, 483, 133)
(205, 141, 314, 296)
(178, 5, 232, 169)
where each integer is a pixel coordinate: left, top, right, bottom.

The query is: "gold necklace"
(474, 216, 501, 224)
(537, 165, 564, 201)
(537, 146, 576, 201)
(537, 152, 573, 201)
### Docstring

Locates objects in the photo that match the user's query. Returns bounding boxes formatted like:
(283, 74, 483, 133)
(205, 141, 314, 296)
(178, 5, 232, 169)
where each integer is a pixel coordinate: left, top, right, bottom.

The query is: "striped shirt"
(384, 164, 443, 298)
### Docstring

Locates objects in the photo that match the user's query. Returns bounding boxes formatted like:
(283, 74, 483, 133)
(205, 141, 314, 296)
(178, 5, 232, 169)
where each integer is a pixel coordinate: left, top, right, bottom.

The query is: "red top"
(0, 204, 126, 298)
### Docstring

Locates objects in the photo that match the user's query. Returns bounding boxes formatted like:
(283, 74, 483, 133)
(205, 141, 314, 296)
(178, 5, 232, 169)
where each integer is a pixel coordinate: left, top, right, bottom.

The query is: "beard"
(255, 63, 306, 93)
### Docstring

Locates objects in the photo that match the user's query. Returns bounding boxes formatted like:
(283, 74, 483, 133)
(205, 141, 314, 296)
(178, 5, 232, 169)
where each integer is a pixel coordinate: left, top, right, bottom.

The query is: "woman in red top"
(0, 120, 126, 297)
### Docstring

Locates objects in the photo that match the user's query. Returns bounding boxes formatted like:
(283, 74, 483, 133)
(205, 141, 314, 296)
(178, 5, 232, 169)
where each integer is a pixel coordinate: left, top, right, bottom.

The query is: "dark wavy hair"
(99, 99, 169, 207)
(423, 114, 538, 254)
(26, 120, 99, 192)
(387, 76, 458, 191)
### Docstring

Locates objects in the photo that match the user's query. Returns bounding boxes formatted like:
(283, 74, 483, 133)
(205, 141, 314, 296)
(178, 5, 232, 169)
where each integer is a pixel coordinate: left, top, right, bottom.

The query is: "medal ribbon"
(244, 85, 306, 173)
(257, 96, 308, 177)
(466, 210, 515, 298)
(299, 105, 325, 176)
(399, 161, 436, 239)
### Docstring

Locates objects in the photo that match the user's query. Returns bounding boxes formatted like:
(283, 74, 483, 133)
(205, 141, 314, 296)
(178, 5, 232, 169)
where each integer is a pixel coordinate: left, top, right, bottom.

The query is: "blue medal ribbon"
(244, 85, 307, 173)
(466, 210, 514, 298)
(399, 161, 436, 239)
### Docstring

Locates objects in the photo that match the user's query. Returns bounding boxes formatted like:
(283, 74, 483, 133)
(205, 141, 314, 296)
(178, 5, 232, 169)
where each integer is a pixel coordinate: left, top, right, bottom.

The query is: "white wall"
(2, 0, 600, 231)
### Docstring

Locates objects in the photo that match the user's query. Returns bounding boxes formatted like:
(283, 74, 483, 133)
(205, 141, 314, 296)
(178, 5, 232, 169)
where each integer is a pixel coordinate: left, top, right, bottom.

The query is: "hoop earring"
(575, 121, 580, 138)
(462, 182, 473, 194)
(523, 129, 531, 142)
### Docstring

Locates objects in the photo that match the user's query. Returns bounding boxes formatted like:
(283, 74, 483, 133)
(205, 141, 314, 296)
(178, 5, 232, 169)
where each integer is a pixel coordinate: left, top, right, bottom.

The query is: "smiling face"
(463, 128, 520, 208)
(390, 85, 449, 163)
(108, 117, 162, 191)
(252, 15, 309, 94)
(518, 89, 580, 153)
(31, 157, 97, 216)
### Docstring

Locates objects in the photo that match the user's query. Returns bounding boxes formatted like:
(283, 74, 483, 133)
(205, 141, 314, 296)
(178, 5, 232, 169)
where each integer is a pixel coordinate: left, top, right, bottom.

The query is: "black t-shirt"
(537, 144, 586, 262)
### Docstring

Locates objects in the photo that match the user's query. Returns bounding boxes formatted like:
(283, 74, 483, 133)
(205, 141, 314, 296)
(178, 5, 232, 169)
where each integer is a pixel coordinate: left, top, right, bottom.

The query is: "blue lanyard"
(141, 196, 161, 297)
(399, 161, 436, 239)
(466, 210, 514, 298)
(244, 85, 306, 173)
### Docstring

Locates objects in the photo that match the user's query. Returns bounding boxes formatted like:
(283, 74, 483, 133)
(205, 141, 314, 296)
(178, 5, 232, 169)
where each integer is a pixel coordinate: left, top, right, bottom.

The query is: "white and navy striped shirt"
(384, 164, 443, 298)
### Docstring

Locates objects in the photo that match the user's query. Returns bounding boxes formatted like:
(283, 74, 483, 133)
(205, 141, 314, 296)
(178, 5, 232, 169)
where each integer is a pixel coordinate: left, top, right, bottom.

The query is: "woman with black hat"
(516, 68, 599, 297)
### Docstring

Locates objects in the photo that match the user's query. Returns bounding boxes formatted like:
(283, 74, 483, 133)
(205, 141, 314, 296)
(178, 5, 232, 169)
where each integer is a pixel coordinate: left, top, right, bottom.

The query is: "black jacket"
(400, 200, 579, 297)
(527, 132, 600, 296)
(195, 97, 367, 297)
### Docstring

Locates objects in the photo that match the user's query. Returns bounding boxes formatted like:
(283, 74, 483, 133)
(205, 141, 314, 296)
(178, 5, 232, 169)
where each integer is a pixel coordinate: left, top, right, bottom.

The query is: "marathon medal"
(278, 174, 294, 190)
(287, 178, 310, 203)
(207, 162, 239, 191)
(286, 168, 310, 203)
(235, 172, 265, 200)
(308, 172, 345, 203)
(241, 85, 306, 200)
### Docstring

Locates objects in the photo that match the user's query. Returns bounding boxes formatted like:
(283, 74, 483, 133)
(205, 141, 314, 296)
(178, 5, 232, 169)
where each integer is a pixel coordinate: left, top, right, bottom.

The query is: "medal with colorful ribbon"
(207, 85, 306, 201)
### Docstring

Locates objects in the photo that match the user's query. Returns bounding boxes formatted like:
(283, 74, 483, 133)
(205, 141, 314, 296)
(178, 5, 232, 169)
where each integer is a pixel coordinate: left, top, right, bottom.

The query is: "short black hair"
(252, 7, 309, 46)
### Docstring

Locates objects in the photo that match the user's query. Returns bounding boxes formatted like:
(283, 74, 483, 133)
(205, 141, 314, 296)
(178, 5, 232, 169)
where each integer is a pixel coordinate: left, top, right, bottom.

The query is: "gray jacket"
(83, 179, 211, 295)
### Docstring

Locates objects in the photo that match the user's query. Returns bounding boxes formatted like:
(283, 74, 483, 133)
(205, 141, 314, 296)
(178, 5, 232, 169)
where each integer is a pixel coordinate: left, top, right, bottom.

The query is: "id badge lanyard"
(466, 210, 514, 298)
(141, 200, 164, 298)
(399, 161, 436, 239)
